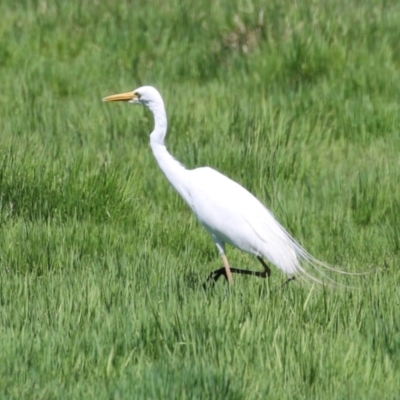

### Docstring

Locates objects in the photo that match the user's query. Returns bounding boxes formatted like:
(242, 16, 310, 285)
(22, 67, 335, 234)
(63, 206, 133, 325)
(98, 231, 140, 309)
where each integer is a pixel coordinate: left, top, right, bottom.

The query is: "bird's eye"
(135, 92, 141, 99)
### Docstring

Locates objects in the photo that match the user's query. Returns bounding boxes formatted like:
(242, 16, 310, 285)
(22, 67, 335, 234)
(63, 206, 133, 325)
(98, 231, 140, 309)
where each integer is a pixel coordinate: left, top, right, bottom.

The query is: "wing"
(187, 167, 296, 267)
(187, 167, 348, 284)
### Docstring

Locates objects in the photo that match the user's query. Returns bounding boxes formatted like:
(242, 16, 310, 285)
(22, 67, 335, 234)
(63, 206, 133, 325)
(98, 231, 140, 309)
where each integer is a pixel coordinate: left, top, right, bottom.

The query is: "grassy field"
(1, 0, 400, 398)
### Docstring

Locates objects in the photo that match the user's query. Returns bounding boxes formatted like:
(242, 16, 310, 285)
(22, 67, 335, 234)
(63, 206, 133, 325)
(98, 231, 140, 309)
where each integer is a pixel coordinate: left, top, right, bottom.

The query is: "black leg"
(257, 256, 272, 277)
(258, 257, 296, 287)
(203, 256, 272, 288)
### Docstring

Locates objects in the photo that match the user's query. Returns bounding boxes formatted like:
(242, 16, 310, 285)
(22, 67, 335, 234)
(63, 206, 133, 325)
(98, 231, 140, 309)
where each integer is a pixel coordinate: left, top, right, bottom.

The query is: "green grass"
(1, 0, 400, 398)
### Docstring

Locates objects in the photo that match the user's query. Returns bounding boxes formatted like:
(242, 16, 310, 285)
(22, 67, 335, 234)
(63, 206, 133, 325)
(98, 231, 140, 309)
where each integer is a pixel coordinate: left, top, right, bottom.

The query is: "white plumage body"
(186, 167, 299, 274)
(103, 85, 343, 284)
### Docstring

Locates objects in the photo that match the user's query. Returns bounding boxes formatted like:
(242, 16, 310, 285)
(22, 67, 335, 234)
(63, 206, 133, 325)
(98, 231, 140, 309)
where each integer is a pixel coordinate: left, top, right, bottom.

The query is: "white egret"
(103, 86, 342, 286)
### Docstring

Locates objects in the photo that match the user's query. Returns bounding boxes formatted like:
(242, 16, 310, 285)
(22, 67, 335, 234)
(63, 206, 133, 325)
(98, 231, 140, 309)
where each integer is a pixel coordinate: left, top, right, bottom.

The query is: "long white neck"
(146, 98, 191, 204)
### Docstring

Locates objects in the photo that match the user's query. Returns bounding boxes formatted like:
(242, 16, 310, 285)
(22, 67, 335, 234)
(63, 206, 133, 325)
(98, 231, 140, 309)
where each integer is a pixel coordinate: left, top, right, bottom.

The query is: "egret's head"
(103, 86, 163, 107)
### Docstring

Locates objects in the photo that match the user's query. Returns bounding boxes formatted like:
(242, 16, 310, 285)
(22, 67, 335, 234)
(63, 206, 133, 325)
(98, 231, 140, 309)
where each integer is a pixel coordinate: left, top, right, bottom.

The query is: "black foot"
(202, 267, 228, 290)
(279, 276, 296, 288)
(202, 266, 271, 289)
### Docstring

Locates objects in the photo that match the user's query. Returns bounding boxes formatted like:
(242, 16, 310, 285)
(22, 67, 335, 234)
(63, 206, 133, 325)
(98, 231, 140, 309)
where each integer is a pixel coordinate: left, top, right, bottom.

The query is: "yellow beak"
(102, 91, 136, 102)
